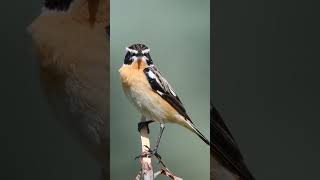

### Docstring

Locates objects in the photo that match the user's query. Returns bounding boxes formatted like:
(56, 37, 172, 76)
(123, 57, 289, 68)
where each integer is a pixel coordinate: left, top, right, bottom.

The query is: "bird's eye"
(124, 53, 133, 65)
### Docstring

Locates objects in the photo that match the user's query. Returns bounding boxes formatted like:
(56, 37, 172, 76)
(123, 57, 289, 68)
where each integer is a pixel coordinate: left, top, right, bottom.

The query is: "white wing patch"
(145, 67, 178, 98)
(147, 70, 156, 79)
(147, 70, 163, 88)
(157, 90, 164, 95)
(144, 66, 189, 119)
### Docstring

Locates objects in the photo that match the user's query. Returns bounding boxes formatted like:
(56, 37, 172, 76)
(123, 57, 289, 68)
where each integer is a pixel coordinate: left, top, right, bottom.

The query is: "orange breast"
(119, 65, 181, 123)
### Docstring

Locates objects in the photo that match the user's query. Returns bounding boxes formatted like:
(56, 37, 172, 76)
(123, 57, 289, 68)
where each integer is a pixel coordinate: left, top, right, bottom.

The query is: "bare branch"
(154, 169, 183, 180)
(135, 170, 141, 180)
(152, 153, 183, 180)
(138, 116, 154, 180)
(136, 116, 183, 180)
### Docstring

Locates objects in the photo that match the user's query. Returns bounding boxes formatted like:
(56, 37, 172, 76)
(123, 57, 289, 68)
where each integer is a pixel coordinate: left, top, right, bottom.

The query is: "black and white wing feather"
(143, 66, 191, 121)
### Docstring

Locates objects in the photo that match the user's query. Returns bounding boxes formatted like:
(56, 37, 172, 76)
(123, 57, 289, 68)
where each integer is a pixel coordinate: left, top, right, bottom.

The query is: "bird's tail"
(185, 120, 210, 146)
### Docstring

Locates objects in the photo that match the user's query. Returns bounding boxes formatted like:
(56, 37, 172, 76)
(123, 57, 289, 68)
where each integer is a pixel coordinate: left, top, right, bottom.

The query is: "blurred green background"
(110, 0, 210, 179)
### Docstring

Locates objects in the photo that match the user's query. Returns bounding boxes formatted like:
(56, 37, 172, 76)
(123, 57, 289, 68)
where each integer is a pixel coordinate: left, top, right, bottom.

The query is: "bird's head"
(123, 44, 153, 70)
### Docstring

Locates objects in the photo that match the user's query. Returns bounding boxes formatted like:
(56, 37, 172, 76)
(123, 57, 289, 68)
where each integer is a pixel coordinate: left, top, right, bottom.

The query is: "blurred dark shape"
(28, 0, 109, 179)
(211, 102, 255, 180)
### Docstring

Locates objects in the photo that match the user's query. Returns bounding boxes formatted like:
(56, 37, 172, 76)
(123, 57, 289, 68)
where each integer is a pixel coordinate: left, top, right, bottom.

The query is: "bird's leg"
(136, 123, 165, 161)
(146, 123, 165, 160)
(154, 123, 165, 153)
(138, 120, 153, 134)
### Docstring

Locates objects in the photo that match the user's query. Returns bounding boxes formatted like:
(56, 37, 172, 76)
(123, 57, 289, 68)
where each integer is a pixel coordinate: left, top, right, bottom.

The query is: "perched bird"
(211, 103, 255, 180)
(119, 43, 209, 157)
(28, 0, 109, 179)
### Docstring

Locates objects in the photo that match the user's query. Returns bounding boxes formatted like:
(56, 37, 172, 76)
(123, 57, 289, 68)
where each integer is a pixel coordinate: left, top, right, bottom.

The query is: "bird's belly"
(125, 85, 168, 123)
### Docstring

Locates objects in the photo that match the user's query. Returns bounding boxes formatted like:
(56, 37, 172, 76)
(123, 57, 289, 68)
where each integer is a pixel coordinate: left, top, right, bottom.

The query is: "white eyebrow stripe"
(142, 49, 150, 54)
(125, 47, 138, 54)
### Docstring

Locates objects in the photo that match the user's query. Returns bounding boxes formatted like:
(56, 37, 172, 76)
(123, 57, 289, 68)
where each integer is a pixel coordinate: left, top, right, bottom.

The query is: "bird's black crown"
(128, 43, 149, 52)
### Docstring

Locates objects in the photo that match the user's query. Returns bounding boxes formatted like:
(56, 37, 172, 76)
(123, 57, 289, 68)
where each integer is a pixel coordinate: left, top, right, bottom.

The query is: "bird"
(119, 43, 210, 157)
(211, 103, 255, 180)
(27, 0, 109, 179)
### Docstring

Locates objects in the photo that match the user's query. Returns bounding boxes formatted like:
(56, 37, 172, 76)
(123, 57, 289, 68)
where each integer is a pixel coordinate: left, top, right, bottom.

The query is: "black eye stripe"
(124, 53, 133, 65)
(125, 52, 131, 58)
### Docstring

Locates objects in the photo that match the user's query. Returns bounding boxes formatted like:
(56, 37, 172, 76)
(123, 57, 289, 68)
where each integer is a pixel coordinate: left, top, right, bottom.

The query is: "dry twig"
(136, 117, 183, 180)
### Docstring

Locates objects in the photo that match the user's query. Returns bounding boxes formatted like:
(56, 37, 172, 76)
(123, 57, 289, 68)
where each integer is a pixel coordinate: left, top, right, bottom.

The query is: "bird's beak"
(137, 58, 142, 69)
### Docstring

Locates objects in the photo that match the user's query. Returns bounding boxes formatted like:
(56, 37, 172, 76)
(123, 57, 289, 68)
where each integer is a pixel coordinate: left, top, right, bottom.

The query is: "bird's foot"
(145, 145, 162, 160)
(135, 145, 162, 161)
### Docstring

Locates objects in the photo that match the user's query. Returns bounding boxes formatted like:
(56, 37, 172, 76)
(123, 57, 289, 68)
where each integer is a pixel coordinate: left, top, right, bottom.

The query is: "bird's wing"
(143, 66, 191, 120)
(211, 103, 255, 180)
